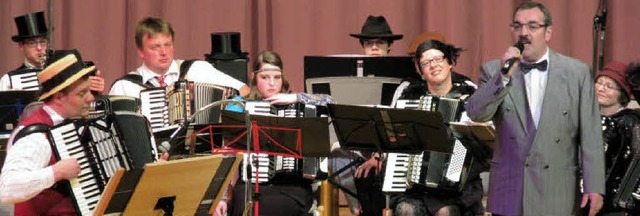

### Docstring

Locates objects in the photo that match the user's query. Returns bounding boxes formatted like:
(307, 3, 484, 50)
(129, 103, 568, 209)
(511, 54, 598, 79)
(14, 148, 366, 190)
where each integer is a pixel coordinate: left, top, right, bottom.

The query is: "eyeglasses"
(420, 56, 446, 68)
(510, 22, 548, 32)
(363, 40, 389, 48)
(595, 81, 621, 91)
(22, 39, 49, 48)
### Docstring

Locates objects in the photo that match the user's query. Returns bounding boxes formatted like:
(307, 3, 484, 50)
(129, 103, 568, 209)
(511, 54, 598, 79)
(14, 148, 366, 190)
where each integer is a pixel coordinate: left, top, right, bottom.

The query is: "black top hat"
(38, 49, 95, 101)
(350, 16, 403, 41)
(12, 11, 48, 42)
(205, 32, 248, 60)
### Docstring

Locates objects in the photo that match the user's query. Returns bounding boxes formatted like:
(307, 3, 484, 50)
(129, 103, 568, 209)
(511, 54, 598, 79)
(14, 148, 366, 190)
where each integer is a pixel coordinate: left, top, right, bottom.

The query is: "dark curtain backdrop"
(1, 0, 638, 93)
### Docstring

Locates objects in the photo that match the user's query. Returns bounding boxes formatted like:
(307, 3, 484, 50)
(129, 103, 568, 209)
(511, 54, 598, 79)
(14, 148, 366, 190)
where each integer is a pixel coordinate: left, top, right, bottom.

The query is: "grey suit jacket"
(466, 49, 605, 216)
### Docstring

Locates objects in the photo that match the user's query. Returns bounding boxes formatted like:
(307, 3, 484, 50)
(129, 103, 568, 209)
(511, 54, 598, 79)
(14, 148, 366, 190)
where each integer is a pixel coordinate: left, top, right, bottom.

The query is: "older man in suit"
(466, 2, 605, 216)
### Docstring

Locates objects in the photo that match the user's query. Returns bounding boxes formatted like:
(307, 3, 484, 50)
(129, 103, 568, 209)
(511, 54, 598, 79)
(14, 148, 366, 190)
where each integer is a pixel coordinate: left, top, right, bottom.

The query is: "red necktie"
(156, 76, 167, 87)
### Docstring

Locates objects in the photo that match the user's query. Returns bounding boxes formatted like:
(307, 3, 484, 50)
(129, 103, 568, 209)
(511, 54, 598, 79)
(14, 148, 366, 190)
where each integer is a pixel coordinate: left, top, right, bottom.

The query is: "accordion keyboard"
(49, 123, 101, 215)
(140, 88, 169, 130)
(10, 72, 39, 90)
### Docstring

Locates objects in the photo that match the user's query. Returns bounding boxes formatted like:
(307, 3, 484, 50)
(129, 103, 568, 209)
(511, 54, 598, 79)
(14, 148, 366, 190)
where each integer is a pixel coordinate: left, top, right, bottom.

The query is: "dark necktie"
(520, 60, 548, 73)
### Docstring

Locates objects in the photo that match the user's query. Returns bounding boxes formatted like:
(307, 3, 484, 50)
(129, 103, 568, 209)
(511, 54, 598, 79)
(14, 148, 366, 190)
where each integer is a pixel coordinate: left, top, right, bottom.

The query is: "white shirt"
(109, 59, 246, 98)
(0, 105, 63, 204)
(523, 48, 549, 127)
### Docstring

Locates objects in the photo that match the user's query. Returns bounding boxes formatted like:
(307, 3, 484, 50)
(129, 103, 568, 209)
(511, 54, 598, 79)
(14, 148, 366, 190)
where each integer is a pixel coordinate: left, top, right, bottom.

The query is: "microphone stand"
(167, 99, 255, 214)
(592, 0, 608, 73)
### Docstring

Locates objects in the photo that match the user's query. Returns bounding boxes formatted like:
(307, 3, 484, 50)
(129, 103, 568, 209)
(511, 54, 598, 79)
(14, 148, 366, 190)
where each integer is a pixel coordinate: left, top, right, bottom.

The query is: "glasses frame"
(419, 56, 446, 68)
(22, 38, 49, 48)
(595, 81, 621, 91)
(510, 22, 548, 32)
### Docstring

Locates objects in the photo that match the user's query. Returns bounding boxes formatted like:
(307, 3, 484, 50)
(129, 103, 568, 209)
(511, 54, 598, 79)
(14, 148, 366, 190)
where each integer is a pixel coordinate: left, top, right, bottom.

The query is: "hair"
(246, 51, 290, 100)
(39, 74, 91, 103)
(135, 17, 175, 49)
(392, 197, 427, 216)
(514, 1, 552, 26)
(626, 62, 640, 101)
(414, 40, 464, 74)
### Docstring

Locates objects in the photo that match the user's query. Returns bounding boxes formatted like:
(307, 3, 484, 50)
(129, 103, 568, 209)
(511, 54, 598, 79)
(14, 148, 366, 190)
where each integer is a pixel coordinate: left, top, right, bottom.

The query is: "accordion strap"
(13, 123, 50, 144)
(178, 59, 197, 81)
(112, 74, 155, 89)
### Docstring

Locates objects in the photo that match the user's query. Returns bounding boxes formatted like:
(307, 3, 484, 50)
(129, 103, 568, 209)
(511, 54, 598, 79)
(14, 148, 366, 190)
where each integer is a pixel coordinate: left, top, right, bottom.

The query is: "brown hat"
(12, 11, 48, 42)
(350, 16, 403, 41)
(407, 32, 445, 55)
(38, 49, 95, 101)
(596, 61, 631, 99)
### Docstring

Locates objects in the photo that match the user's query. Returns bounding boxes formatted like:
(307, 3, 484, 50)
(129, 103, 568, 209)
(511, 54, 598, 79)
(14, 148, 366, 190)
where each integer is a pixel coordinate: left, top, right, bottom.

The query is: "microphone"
(501, 42, 525, 75)
(162, 120, 191, 154)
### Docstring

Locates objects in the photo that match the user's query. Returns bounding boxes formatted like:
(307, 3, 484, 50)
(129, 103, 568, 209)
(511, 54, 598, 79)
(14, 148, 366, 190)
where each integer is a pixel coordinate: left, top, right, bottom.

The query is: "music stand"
(218, 110, 331, 157)
(0, 90, 37, 134)
(95, 154, 241, 216)
(328, 104, 452, 154)
(449, 122, 495, 169)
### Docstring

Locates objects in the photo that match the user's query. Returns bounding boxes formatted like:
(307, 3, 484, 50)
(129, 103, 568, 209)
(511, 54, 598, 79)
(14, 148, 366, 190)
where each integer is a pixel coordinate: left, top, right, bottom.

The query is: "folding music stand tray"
(449, 122, 495, 169)
(328, 104, 452, 154)
(94, 154, 242, 216)
(216, 110, 331, 157)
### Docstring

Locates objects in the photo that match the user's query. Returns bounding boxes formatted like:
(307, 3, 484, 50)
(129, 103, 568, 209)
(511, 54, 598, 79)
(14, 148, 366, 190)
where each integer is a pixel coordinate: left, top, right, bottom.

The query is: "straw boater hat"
(350, 16, 403, 41)
(12, 11, 48, 42)
(37, 49, 95, 101)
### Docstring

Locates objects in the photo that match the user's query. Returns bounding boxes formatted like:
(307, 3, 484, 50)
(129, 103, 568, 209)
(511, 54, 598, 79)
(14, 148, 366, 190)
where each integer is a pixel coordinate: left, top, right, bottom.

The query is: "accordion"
(8, 68, 41, 90)
(88, 95, 141, 119)
(140, 81, 231, 131)
(240, 101, 321, 183)
(601, 114, 640, 213)
(46, 111, 156, 215)
(383, 95, 473, 192)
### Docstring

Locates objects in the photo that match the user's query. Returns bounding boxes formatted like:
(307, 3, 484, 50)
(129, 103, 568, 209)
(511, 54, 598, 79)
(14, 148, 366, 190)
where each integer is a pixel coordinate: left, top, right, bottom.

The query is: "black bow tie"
(520, 60, 548, 73)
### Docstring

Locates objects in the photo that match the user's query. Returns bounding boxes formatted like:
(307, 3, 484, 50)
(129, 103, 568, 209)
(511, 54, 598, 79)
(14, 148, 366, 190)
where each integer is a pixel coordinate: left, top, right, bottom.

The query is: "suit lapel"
(535, 50, 561, 138)
(508, 67, 532, 135)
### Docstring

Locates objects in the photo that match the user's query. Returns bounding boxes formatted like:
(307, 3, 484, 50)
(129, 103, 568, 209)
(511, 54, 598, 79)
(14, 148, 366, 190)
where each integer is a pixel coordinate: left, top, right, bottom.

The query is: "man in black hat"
(350, 15, 403, 56)
(1, 11, 105, 93)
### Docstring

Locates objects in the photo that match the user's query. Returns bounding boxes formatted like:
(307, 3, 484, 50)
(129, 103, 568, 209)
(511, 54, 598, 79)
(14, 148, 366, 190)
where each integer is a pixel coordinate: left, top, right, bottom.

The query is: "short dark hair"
(514, 1, 552, 26)
(135, 17, 175, 49)
(414, 40, 464, 73)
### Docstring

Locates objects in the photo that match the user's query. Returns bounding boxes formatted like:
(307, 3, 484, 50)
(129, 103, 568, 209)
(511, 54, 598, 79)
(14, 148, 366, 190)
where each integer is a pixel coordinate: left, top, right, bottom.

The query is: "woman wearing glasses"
(386, 40, 483, 216)
(596, 61, 640, 215)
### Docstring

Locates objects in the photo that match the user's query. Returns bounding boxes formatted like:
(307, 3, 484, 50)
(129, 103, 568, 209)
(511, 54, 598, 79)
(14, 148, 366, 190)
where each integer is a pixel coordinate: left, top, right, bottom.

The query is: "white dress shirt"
(0, 105, 63, 204)
(523, 48, 550, 127)
(109, 59, 246, 98)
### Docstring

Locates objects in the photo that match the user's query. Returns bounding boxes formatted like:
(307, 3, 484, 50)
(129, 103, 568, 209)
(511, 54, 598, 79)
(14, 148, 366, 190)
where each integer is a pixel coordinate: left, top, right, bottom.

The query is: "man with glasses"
(350, 15, 403, 56)
(1, 11, 105, 93)
(466, 1, 605, 216)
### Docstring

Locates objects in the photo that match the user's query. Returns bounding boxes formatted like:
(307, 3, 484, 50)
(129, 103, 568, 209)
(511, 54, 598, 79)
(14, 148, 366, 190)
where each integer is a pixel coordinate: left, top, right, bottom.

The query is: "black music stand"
(0, 90, 37, 134)
(219, 110, 331, 157)
(328, 104, 452, 154)
(95, 154, 242, 216)
(449, 122, 495, 169)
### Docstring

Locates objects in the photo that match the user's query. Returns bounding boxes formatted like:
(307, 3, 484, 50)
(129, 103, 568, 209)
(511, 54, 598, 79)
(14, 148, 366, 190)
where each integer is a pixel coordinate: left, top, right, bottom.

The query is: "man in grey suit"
(466, 2, 605, 216)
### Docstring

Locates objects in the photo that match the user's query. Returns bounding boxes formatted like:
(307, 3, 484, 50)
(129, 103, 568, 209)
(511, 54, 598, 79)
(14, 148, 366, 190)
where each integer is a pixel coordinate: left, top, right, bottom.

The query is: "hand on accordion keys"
(52, 158, 81, 181)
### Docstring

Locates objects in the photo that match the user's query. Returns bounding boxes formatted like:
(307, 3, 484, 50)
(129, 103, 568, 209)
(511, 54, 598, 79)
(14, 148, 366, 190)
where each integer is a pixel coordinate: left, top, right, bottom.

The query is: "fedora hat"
(38, 49, 95, 101)
(12, 11, 48, 42)
(205, 32, 248, 60)
(350, 16, 403, 41)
